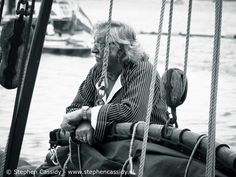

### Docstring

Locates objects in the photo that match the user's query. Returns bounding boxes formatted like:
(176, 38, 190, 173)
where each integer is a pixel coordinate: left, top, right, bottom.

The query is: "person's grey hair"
(93, 21, 148, 64)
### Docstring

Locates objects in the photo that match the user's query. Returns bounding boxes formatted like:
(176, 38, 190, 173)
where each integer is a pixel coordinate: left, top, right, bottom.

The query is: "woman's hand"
(60, 110, 83, 131)
(75, 121, 94, 145)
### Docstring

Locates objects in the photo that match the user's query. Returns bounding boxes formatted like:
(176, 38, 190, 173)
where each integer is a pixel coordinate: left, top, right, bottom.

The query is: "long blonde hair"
(93, 21, 148, 64)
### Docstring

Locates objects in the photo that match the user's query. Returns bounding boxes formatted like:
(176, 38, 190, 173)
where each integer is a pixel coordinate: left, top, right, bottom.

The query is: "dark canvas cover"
(45, 139, 229, 177)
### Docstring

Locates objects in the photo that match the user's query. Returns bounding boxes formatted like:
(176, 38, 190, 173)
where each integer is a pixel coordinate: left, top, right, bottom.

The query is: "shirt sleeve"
(93, 62, 161, 142)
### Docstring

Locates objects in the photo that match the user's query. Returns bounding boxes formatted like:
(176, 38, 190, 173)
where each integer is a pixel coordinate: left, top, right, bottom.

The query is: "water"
(0, 0, 236, 165)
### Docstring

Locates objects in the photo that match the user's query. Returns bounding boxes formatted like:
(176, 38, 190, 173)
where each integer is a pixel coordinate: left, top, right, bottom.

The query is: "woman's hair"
(93, 21, 148, 64)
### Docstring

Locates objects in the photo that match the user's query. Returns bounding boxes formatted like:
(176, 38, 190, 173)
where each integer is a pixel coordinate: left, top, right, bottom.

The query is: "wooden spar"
(140, 31, 235, 39)
(2, 0, 53, 176)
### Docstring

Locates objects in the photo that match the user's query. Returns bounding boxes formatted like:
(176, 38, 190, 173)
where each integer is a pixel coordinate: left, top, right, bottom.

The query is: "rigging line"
(138, 0, 167, 177)
(183, 0, 193, 78)
(0, 0, 5, 23)
(128, 121, 144, 175)
(205, 0, 222, 177)
(165, 0, 174, 71)
(184, 135, 207, 177)
(120, 122, 145, 177)
(99, 0, 114, 95)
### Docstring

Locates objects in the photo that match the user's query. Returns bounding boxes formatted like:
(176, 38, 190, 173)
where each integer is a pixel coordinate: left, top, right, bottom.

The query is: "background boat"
(0, 0, 94, 56)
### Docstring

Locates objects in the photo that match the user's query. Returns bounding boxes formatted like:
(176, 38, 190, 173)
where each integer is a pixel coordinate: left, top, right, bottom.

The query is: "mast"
(2, 0, 53, 176)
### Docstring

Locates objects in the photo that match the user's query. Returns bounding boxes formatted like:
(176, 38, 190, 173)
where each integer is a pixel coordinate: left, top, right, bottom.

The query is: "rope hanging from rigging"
(138, 0, 167, 176)
(184, 0, 193, 78)
(160, 0, 193, 128)
(95, 0, 114, 106)
(165, 0, 174, 71)
(138, 0, 194, 174)
(205, 0, 223, 176)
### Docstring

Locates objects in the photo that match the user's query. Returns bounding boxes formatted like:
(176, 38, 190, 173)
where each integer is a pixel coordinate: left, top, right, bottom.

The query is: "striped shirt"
(66, 60, 168, 142)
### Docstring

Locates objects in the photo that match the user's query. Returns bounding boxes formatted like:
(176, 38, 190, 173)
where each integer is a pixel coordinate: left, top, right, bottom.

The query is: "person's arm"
(61, 65, 99, 131)
(92, 62, 160, 142)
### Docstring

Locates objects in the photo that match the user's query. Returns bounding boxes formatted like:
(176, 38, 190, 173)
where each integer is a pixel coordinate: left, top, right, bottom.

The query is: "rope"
(184, 135, 207, 177)
(77, 143, 84, 177)
(0, 0, 5, 23)
(61, 153, 71, 177)
(205, 0, 222, 176)
(129, 122, 144, 175)
(97, 0, 114, 105)
(120, 159, 129, 177)
(61, 137, 72, 177)
(120, 122, 145, 177)
(34, 147, 62, 177)
(165, 0, 174, 71)
(183, 0, 193, 78)
(138, 0, 166, 176)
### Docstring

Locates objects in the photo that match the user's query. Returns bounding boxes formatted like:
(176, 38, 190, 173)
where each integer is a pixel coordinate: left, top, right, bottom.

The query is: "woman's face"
(92, 32, 120, 67)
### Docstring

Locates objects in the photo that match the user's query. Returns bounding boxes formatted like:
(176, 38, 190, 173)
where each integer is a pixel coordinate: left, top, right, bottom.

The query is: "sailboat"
(0, 0, 93, 56)
(0, 0, 235, 177)
(38, 0, 93, 56)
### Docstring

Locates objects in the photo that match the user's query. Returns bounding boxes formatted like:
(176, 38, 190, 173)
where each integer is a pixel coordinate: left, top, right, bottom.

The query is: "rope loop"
(170, 107, 178, 127)
(163, 109, 178, 138)
(184, 135, 207, 177)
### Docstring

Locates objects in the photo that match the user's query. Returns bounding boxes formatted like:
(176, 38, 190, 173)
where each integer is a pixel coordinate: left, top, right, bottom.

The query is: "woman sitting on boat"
(35, 21, 168, 177)
(60, 21, 168, 145)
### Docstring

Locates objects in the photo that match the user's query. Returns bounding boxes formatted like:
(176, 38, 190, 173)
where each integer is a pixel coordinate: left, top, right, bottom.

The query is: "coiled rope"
(96, 0, 114, 105)
(165, 0, 174, 71)
(205, 0, 222, 176)
(138, 0, 167, 176)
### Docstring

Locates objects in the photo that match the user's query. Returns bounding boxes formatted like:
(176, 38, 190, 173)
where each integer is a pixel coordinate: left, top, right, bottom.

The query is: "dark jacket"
(66, 60, 168, 142)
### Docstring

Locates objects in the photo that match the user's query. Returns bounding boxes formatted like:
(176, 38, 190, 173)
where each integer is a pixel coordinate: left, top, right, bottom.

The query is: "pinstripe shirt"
(66, 60, 168, 142)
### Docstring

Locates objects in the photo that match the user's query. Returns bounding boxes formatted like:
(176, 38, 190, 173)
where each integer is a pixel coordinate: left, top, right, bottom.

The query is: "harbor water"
(0, 0, 236, 165)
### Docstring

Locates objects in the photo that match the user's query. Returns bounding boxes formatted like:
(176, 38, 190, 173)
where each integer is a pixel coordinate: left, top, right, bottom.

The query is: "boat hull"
(42, 47, 91, 57)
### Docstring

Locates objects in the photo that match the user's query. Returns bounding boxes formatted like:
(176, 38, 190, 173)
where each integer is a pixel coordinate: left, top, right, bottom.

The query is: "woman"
(33, 21, 168, 177)
(60, 21, 168, 145)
